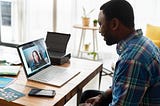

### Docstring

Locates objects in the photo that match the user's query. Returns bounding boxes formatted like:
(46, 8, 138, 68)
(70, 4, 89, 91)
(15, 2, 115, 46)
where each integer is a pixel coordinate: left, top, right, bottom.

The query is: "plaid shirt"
(110, 29, 160, 106)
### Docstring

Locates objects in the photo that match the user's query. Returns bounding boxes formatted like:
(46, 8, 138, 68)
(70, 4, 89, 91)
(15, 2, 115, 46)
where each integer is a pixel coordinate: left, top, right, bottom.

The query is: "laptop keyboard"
(29, 66, 80, 87)
(31, 66, 67, 82)
(36, 71, 55, 82)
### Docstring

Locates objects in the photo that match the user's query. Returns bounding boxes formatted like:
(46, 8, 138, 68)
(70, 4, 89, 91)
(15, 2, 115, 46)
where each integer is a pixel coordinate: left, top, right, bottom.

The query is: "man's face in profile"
(98, 10, 117, 45)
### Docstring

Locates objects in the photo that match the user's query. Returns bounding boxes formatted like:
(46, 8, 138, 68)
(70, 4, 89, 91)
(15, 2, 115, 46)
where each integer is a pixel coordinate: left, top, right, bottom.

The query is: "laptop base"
(50, 53, 71, 65)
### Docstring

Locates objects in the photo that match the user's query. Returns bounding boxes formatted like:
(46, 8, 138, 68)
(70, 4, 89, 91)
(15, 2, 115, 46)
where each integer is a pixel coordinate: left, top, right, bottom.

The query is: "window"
(0, 0, 53, 47)
(1, 1, 11, 26)
(0, 0, 18, 47)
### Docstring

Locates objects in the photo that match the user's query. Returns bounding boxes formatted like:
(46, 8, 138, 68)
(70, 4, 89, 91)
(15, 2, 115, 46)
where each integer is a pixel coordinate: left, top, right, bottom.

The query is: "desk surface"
(0, 57, 102, 106)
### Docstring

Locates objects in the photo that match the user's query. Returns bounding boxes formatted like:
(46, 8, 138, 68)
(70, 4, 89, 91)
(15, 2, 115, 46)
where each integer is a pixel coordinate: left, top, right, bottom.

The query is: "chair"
(102, 67, 114, 77)
(146, 24, 160, 48)
(99, 64, 114, 89)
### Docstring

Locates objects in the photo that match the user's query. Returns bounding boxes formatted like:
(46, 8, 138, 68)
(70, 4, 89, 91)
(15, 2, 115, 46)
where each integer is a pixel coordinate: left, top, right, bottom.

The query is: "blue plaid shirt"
(110, 29, 160, 106)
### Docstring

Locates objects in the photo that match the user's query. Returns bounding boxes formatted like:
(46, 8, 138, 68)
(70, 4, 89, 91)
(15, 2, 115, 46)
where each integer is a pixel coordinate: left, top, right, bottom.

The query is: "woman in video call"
(31, 50, 46, 70)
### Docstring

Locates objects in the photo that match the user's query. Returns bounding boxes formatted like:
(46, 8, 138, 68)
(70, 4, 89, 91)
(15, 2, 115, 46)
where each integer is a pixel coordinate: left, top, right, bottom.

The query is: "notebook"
(17, 38, 80, 87)
(45, 32, 71, 57)
(0, 66, 21, 76)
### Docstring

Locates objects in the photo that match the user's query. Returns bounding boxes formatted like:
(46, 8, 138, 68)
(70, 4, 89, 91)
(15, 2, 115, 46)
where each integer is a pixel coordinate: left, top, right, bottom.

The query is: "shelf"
(73, 24, 99, 60)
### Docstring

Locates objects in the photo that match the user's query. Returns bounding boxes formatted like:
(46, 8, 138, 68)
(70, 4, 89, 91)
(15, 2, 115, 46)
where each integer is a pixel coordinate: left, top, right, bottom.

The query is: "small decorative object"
(82, 7, 94, 26)
(84, 43, 90, 51)
(93, 19, 98, 27)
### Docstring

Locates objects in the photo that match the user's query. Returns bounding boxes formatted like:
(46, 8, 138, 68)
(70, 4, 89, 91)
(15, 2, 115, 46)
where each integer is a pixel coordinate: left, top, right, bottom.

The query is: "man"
(80, 0, 160, 106)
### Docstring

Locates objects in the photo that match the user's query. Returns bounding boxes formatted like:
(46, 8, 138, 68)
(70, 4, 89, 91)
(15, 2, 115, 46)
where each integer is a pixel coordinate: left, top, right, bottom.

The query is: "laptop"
(17, 38, 80, 87)
(45, 32, 71, 57)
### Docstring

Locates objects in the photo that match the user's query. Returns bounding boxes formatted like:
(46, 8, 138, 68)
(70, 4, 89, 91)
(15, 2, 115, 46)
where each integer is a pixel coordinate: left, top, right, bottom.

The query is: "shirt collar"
(116, 29, 143, 55)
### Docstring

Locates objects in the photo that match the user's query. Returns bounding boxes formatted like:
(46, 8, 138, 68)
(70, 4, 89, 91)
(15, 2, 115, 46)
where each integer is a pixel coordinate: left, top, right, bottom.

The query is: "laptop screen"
(18, 38, 51, 76)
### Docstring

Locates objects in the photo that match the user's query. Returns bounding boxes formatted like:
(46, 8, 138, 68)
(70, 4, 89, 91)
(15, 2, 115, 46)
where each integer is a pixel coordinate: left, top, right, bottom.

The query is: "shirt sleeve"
(110, 59, 150, 106)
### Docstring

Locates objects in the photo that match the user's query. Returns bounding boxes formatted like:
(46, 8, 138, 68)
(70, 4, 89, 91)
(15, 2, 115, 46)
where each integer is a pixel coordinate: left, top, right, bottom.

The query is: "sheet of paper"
(0, 77, 15, 88)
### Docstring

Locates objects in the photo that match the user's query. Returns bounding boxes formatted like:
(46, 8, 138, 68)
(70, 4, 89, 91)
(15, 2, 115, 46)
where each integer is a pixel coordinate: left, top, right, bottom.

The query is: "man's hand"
(79, 94, 102, 106)
(85, 94, 102, 105)
(79, 88, 112, 106)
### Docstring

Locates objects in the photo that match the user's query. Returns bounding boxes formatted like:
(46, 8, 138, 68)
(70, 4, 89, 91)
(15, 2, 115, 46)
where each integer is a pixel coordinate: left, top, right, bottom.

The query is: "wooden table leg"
(77, 88, 82, 106)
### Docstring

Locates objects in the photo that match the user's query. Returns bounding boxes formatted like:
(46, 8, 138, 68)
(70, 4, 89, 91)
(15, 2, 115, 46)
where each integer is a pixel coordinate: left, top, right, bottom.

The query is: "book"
(0, 77, 15, 88)
(0, 66, 21, 76)
(0, 88, 25, 102)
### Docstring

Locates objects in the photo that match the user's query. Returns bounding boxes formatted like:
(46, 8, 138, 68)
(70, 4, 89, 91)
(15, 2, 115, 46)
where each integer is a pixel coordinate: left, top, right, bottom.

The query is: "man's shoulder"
(122, 37, 159, 64)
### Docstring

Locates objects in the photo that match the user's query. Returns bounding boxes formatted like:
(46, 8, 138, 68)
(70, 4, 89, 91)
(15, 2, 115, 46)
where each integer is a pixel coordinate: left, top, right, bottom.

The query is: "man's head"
(98, 0, 135, 45)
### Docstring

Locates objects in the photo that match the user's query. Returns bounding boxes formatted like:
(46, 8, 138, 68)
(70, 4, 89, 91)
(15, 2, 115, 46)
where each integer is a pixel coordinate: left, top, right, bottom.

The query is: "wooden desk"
(0, 58, 102, 106)
(73, 25, 99, 60)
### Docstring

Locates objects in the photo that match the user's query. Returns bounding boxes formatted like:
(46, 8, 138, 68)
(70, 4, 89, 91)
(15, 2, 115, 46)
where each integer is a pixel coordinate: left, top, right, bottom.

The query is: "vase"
(82, 17, 90, 26)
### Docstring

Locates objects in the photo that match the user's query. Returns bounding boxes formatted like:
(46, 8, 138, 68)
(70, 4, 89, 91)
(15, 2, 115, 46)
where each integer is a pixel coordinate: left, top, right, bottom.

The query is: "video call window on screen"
(21, 41, 49, 75)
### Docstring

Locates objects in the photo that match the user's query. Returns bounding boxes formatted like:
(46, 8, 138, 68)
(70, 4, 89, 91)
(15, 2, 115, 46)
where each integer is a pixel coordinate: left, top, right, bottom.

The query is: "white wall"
(56, 0, 160, 57)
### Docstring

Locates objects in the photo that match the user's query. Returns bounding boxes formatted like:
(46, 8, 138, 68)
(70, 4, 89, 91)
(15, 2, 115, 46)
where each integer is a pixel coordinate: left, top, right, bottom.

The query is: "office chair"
(102, 67, 114, 77)
(99, 64, 114, 89)
(146, 24, 160, 48)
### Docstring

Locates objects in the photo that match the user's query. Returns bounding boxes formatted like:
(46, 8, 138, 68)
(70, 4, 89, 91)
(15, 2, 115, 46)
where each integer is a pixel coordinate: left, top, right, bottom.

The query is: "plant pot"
(93, 19, 98, 27)
(93, 22, 97, 27)
(84, 44, 90, 51)
(82, 17, 90, 26)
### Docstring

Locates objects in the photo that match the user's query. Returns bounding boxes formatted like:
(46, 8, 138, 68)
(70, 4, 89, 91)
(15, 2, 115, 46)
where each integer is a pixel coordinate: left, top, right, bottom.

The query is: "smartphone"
(28, 88, 56, 97)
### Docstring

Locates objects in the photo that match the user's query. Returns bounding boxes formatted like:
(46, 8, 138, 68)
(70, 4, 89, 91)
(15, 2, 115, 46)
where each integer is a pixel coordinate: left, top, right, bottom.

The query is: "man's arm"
(85, 88, 112, 105)
(98, 87, 112, 100)
(111, 60, 149, 105)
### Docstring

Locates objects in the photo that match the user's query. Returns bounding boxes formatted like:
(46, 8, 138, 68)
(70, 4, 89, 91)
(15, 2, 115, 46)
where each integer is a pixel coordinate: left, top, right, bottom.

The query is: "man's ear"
(110, 18, 119, 30)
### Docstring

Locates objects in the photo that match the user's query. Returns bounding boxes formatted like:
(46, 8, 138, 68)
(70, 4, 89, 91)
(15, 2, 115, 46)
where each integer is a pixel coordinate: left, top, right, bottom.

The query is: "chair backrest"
(146, 24, 160, 47)
(45, 32, 71, 53)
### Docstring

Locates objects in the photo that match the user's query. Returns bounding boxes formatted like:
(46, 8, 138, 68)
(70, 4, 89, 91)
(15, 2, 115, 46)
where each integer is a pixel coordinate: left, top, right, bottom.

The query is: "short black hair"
(100, 0, 134, 28)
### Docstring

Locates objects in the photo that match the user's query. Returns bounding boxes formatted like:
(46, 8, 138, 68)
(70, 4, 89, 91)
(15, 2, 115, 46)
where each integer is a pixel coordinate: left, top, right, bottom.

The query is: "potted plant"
(88, 51, 97, 60)
(84, 43, 90, 51)
(82, 7, 94, 26)
(93, 19, 98, 27)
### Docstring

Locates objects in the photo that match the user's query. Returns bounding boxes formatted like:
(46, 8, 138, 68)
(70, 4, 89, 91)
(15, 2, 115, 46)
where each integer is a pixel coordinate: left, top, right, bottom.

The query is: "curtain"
(23, 0, 53, 42)
(12, 0, 24, 42)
